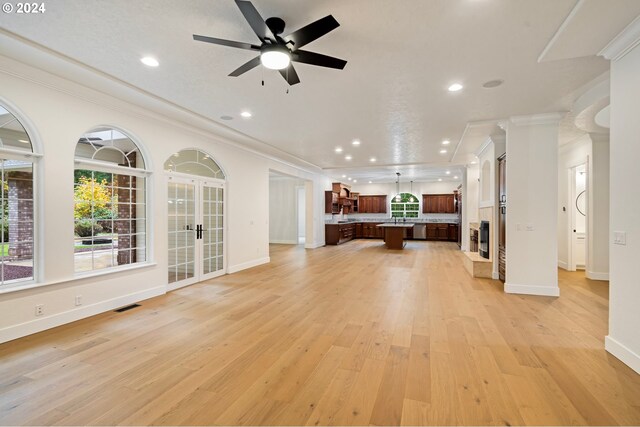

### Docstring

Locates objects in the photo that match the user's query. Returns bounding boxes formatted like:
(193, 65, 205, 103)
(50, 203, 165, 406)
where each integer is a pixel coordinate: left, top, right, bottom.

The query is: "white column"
(587, 133, 610, 280)
(602, 26, 640, 373)
(462, 164, 479, 252)
(504, 113, 564, 296)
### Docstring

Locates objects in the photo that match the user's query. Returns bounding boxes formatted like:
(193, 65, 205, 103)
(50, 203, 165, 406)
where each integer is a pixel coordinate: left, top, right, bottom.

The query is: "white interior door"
(168, 176, 225, 290)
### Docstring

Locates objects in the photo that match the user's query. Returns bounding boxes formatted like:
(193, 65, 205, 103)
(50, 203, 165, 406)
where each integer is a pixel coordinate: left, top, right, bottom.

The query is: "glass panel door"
(168, 178, 197, 287)
(201, 181, 224, 280)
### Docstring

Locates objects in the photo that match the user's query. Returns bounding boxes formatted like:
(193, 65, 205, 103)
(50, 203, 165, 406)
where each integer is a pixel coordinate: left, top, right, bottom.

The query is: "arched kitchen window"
(391, 192, 419, 218)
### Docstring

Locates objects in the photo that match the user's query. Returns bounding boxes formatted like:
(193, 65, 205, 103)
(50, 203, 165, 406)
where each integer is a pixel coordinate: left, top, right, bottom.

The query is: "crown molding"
(509, 112, 566, 126)
(599, 15, 640, 61)
(0, 28, 324, 177)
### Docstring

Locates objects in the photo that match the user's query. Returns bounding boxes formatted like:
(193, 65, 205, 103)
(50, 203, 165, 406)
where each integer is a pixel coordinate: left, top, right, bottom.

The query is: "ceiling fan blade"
(235, 0, 274, 42)
(229, 56, 262, 77)
(193, 34, 260, 51)
(292, 50, 347, 70)
(284, 15, 340, 51)
(278, 64, 301, 85)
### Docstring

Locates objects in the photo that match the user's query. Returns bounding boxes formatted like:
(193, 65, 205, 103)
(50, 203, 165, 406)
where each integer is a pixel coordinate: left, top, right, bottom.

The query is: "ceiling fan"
(193, 0, 347, 85)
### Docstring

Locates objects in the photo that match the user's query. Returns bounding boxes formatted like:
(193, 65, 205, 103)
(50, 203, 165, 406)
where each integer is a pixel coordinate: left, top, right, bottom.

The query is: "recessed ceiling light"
(454, 176, 459, 179)
(438, 178, 443, 182)
(352, 140, 361, 146)
(368, 181, 372, 184)
(240, 111, 252, 118)
(470, 160, 477, 164)
(353, 179, 357, 183)
(446, 170, 451, 175)
(140, 56, 159, 67)
(448, 83, 463, 92)
(440, 149, 448, 154)
(347, 177, 352, 181)
(442, 140, 450, 145)
(335, 147, 343, 153)
(370, 157, 376, 162)
(341, 174, 346, 178)
(18, 139, 29, 144)
(220, 115, 233, 121)
(483, 79, 504, 88)
(345, 155, 352, 160)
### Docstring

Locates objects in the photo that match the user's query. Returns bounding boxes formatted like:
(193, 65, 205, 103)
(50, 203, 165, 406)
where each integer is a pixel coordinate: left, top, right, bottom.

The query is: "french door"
(167, 175, 225, 290)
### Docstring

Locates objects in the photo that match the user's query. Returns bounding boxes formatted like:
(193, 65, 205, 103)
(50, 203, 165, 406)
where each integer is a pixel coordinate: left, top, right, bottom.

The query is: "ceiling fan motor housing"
(265, 17, 286, 36)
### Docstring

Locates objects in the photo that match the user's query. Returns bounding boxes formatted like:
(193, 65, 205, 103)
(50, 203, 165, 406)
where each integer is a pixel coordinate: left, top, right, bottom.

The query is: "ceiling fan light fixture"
(260, 46, 291, 70)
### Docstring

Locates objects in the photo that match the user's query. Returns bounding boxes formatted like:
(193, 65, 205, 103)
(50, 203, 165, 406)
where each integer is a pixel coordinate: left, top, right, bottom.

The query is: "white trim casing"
(305, 241, 325, 249)
(0, 285, 165, 344)
(605, 335, 640, 374)
(504, 282, 560, 297)
(586, 271, 609, 281)
(269, 240, 299, 245)
(227, 257, 270, 274)
(558, 260, 568, 270)
(599, 15, 640, 61)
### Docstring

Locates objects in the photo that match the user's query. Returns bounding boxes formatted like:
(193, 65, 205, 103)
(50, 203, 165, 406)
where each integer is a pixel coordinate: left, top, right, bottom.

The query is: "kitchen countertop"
(376, 223, 415, 228)
(325, 219, 459, 225)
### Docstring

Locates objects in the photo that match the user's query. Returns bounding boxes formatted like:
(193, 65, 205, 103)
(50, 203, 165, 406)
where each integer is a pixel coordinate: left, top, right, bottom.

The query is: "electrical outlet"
(35, 304, 44, 316)
(75, 295, 82, 306)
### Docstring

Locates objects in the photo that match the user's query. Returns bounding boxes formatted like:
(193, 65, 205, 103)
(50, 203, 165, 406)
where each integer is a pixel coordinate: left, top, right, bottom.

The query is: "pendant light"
(395, 172, 401, 202)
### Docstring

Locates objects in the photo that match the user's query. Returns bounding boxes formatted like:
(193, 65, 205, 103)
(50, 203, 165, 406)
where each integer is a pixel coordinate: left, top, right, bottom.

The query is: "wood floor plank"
(0, 241, 638, 426)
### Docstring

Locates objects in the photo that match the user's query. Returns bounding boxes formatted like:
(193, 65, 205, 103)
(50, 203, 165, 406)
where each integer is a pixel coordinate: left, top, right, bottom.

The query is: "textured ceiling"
(0, 0, 620, 174)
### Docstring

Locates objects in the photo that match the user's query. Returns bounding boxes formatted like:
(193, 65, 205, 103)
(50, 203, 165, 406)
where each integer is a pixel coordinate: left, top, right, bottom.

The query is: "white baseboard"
(227, 257, 270, 274)
(269, 239, 298, 245)
(586, 270, 609, 281)
(0, 286, 166, 344)
(557, 260, 568, 270)
(504, 282, 560, 297)
(605, 335, 640, 374)
(305, 241, 325, 249)
(492, 271, 500, 280)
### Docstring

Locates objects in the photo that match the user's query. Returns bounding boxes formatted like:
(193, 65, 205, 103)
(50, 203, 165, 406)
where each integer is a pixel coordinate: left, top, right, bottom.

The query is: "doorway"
(569, 163, 587, 271)
(297, 186, 306, 244)
(165, 150, 226, 290)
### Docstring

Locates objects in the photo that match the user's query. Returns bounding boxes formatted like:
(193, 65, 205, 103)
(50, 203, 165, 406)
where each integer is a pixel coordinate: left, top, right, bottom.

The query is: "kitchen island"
(376, 223, 415, 249)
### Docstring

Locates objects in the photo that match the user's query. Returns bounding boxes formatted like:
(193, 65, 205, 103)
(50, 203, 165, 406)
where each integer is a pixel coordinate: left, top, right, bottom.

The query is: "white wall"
(0, 53, 327, 342)
(588, 134, 610, 280)
(606, 41, 640, 374)
(269, 176, 304, 244)
(461, 164, 479, 251)
(505, 115, 561, 296)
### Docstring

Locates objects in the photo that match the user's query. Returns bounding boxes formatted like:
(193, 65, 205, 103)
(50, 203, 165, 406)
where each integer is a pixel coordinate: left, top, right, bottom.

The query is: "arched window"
(164, 149, 225, 179)
(0, 103, 39, 287)
(74, 127, 150, 273)
(391, 192, 419, 218)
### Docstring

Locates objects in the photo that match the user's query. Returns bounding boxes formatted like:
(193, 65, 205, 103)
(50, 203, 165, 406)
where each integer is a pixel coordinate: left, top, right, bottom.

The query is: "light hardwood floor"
(1, 240, 639, 426)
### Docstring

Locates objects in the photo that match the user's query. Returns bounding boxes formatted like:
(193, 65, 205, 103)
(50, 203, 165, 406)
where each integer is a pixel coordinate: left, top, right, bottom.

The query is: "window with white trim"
(391, 192, 419, 218)
(0, 104, 38, 286)
(74, 128, 149, 273)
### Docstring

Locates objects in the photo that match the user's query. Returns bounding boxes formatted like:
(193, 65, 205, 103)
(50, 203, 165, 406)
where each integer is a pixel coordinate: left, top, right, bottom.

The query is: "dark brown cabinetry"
(498, 154, 507, 282)
(422, 194, 456, 214)
(325, 191, 339, 214)
(358, 195, 387, 213)
(355, 222, 363, 238)
(362, 222, 384, 238)
(325, 223, 356, 245)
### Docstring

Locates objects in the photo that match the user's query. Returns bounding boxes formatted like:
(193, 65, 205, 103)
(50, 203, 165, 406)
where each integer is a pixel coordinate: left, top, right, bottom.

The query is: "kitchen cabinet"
(448, 224, 458, 241)
(426, 223, 438, 240)
(362, 222, 384, 238)
(436, 224, 449, 240)
(325, 191, 339, 214)
(325, 223, 356, 245)
(422, 194, 455, 214)
(359, 195, 387, 213)
(355, 222, 363, 238)
(425, 223, 458, 241)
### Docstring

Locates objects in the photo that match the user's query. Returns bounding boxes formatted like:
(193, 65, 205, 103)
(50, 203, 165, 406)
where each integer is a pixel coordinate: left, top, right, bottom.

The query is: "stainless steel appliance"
(414, 223, 427, 240)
